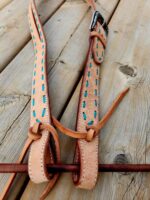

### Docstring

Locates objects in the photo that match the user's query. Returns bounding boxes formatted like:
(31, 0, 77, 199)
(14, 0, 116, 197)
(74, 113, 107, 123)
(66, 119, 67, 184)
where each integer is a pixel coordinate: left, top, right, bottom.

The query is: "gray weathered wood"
(0, 0, 65, 71)
(0, 0, 13, 10)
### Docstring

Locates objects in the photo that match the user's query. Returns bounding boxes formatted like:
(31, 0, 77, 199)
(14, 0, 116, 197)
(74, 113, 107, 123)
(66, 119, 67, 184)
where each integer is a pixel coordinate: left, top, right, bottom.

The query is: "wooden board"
(0, 0, 13, 10)
(0, 0, 65, 71)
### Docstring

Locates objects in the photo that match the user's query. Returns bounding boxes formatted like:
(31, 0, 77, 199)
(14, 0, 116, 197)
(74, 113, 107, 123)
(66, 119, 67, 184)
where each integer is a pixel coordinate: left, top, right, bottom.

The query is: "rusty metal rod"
(1, 164, 150, 173)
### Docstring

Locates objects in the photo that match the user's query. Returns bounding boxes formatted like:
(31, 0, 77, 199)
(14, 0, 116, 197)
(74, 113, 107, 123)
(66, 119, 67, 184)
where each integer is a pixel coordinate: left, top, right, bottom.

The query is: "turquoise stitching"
(42, 108, 46, 117)
(86, 80, 89, 87)
(33, 71, 36, 76)
(83, 101, 86, 108)
(84, 91, 88, 97)
(83, 112, 87, 120)
(33, 110, 36, 117)
(88, 120, 94, 126)
(41, 58, 44, 64)
(33, 88, 35, 95)
(41, 75, 44, 80)
(94, 89, 97, 96)
(43, 95, 46, 103)
(36, 119, 41, 123)
(42, 84, 45, 91)
(94, 111, 97, 118)
(32, 99, 35, 106)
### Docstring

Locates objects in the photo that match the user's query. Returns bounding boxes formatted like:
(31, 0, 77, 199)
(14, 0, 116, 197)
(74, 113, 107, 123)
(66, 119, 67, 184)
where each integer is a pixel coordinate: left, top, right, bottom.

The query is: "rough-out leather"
(28, 0, 61, 196)
(73, 22, 107, 189)
(29, 0, 107, 192)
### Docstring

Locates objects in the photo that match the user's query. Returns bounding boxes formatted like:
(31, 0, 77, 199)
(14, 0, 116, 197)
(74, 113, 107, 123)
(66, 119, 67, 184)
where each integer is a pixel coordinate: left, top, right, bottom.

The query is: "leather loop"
(90, 31, 106, 48)
(28, 0, 61, 198)
(28, 123, 42, 141)
(51, 87, 129, 141)
(52, 116, 88, 139)
(86, 129, 95, 142)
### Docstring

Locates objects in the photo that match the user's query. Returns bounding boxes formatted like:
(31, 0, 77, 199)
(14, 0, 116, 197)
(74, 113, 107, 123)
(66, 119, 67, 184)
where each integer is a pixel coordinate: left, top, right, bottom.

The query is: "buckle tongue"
(89, 11, 108, 35)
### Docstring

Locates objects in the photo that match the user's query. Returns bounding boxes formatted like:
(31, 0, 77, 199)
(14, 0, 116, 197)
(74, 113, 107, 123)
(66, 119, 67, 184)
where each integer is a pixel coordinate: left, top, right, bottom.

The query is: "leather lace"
(29, 87, 129, 142)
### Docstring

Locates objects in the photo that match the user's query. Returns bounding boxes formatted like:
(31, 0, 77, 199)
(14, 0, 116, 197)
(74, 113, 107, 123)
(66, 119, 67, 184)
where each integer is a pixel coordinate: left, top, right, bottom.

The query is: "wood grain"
(0, 0, 65, 72)
(0, 0, 13, 10)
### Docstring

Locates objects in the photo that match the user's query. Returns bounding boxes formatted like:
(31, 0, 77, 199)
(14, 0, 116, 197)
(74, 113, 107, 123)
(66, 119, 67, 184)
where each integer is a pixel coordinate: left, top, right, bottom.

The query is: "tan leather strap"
(51, 87, 129, 142)
(90, 31, 106, 49)
(28, 0, 61, 199)
(72, 12, 107, 188)
(0, 138, 32, 200)
(86, 0, 96, 10)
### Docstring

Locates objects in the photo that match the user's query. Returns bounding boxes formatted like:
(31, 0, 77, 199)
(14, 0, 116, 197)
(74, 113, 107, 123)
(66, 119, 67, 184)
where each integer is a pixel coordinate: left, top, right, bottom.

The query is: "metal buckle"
(89, 11, 108, 35)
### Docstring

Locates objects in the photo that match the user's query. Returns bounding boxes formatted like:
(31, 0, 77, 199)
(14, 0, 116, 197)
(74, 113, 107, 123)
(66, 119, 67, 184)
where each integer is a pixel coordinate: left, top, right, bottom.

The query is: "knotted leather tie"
(1, 0, 129, 199)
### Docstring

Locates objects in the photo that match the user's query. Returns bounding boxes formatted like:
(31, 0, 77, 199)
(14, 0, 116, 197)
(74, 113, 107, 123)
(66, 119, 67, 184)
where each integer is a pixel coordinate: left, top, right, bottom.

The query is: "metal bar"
(1, 164, 150, 173)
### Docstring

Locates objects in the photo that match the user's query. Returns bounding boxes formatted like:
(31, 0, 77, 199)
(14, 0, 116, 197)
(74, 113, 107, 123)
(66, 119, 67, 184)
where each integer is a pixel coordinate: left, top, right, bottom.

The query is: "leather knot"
(86, 129, 95, 142)
(86, 125, 99, 135)
(28, 122, 59, 142)
(28, 122, 42, 141)
(90, 31, 106, 48)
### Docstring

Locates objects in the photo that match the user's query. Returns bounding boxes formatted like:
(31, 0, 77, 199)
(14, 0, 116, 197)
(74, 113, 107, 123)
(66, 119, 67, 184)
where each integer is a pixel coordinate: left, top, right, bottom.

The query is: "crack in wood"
(0, 95, 30, 145)
(0, 94, 30, 108)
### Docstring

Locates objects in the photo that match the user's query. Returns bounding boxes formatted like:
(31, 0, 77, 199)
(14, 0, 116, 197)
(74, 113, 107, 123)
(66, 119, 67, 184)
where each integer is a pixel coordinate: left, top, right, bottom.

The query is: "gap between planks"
(0, 0, 66, 72)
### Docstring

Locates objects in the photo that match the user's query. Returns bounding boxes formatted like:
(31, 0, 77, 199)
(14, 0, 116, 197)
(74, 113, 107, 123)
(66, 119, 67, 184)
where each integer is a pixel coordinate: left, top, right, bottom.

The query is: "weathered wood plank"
(0, 0, 13, 10)
(0, 0, 65, 72)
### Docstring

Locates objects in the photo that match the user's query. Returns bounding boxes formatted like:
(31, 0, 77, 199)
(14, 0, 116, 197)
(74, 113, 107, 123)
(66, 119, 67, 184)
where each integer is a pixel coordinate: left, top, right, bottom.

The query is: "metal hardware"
(89, 11, 108, 35)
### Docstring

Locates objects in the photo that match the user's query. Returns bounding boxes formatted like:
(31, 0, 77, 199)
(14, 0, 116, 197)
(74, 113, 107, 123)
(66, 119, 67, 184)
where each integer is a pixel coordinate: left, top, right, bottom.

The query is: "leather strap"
(72, 22, 106, 189)
(0, 138, 32, 200)
(28, 0, 61, 199)
(86, 0, 96, 10)
(51, 87, 129, 141)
